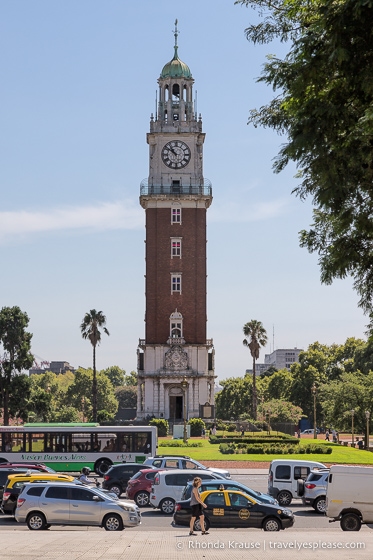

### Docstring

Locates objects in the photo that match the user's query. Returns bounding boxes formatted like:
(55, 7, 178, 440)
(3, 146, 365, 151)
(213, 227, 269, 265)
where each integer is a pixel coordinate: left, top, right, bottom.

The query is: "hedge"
(219, 443, 333, 455)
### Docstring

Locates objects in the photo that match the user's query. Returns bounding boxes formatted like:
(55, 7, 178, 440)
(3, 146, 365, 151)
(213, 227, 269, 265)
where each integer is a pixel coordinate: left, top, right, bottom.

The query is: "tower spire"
(173, 19, 179, 59)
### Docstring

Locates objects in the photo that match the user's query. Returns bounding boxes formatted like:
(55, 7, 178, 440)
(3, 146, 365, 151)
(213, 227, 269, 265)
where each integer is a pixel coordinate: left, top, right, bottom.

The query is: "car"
(173, 489, 294, 532)
(0, 462, 56, 473)
(143, 455, 230, 479)
(0, 468, 41, 502)
(180, 479, 278, 506)
(298, 468, 329, 514)
(15, 481, 141, 531)
(1, 472, 75, 515)
(126, 468, 166, 507)
(267, 459, 326, 505)
(301, 429, 320, 435)
(102, 463, 154, 496)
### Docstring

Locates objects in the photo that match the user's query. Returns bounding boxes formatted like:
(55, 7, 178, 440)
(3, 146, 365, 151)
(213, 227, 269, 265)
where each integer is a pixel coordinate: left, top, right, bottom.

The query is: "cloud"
(0, 200, 144, 243)
(209, 198, 289, 223)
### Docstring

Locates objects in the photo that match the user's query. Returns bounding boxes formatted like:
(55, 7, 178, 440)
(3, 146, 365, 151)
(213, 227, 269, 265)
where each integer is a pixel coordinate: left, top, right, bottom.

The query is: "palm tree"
(243, 320, 267, 420)
(80, 309, 110, 422)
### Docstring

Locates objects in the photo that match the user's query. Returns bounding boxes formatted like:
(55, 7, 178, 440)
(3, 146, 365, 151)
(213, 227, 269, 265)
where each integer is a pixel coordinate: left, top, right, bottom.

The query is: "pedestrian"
(297, 429, 301, 438)
(201, 428, 206, 439)
(189, 477, 209, 536)
(325, 430, 330, 441)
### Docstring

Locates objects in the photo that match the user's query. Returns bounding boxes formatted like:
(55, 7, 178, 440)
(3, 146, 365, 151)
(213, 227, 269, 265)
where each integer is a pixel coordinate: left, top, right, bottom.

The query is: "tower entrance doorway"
(169, 395, 183, 421)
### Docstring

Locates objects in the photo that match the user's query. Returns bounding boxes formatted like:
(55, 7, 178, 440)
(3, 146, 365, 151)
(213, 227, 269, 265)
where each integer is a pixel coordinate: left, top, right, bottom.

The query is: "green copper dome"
(160, 46, 192, 79)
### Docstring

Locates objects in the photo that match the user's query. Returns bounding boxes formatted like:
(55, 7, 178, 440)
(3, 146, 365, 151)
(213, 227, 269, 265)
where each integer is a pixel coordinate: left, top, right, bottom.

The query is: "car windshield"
(93, 487, 119, 501)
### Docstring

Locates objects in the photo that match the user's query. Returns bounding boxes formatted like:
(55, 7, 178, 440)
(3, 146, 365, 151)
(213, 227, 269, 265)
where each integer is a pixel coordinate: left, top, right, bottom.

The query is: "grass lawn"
(157, 435, 373, 465)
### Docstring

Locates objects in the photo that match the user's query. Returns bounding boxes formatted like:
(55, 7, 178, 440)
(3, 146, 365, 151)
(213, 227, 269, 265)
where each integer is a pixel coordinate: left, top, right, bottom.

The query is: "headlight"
(282, 509, 293, 517)
(119, 505, 135, 512)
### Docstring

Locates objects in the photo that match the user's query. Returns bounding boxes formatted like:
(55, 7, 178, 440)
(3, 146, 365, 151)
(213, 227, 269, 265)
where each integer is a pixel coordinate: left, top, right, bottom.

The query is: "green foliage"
(149, 418, 169, 437)
(215, 377, 252, 420)
(187, 417, 206, 436)
(100, 366, 126, 387)
(219, 442, 333, 455)
(236, 0, 373, 330)
(51, 406, 81, 423)
(115, 385, 137, 408)
(158, 440, 202, 448)
(243, 320, 268, 419)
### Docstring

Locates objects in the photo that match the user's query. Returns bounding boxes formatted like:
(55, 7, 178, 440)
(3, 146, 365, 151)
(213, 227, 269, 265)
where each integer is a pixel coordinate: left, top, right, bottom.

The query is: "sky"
(0, 1, 366, 382)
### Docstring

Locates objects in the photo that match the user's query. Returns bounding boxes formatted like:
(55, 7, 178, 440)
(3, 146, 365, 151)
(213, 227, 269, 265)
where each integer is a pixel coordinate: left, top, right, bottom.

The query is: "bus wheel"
(95, 459, 112, 476)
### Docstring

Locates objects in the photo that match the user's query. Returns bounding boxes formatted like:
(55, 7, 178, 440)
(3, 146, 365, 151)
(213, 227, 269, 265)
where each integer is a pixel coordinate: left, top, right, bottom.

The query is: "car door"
(69, 487, 102, 525)
(41, 486, 70, 523)
(227, 492, 262, 528)
(203, 492, 227, 527)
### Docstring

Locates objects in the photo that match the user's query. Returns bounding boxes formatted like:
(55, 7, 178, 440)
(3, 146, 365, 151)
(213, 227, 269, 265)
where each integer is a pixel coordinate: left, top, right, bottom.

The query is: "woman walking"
(189, 477, 209, 535)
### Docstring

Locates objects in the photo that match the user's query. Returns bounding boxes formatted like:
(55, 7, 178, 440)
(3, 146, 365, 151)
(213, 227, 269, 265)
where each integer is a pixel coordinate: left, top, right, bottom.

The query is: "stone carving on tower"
(137, 21, 215, 422)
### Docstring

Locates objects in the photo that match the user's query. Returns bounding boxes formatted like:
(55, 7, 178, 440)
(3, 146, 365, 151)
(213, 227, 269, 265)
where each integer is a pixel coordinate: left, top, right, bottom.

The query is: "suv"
(143, 455, 230, 479)
(150, 469, 223, 514)
(126, 468, 165, 507)
(15, 482, 141, 531)
(268, 459, 326, 505)
(298, 468, 329, 514)
(1, 472, 75, 515)
(0, 462, 55, 473)
(181, 479, 278, 505)
(102, 463, 153, 496)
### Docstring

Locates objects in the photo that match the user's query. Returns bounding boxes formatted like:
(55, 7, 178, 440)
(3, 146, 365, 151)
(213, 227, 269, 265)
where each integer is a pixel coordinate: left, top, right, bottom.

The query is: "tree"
(66, 368, 118, 421)
(236, 0, 373, 330)
(215, 376, 252, 420)
(243, 320, 268, 419)
(80, 309, 110, 422)
(0, 306, 34, 425)
(101, 365, 126, 387)
(115, 386, 137, 409)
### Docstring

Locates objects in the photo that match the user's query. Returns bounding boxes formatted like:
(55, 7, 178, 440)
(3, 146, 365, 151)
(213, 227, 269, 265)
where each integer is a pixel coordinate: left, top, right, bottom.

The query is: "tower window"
(171, 275, 181, 293)
(171, 207, 181, 223)
(170, 310, 183, 338)
(171, 238, 182, 258)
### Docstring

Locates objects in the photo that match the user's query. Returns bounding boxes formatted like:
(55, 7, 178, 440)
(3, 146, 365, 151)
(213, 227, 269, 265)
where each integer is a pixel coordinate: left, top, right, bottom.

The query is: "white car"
(143, 454, 231, 479)
(301, 429, 320, 435)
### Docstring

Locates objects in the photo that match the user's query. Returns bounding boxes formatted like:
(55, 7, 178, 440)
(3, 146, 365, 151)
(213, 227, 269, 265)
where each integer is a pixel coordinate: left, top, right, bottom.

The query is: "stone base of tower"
(136, 341, 215, 422)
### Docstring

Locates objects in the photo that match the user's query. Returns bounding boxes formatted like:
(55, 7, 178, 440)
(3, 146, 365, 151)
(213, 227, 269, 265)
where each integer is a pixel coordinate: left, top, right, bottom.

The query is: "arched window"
(170, 310, 183, 338)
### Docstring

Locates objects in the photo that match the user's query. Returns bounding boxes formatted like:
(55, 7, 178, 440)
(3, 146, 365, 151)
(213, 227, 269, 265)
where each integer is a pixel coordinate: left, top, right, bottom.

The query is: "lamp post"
(366, 411, 370, 450)
(181, 376, 188, 444)
(311, 383, 317, 439)
(351, 409, 355, 446)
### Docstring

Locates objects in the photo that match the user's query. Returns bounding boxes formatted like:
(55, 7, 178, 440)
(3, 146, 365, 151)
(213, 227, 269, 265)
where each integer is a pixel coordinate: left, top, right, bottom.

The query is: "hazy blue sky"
(1, 1, 365, 381)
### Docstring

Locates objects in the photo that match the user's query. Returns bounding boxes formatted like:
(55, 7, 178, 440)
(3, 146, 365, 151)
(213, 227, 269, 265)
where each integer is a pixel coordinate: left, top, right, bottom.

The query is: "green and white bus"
(0, 423, 157, 475)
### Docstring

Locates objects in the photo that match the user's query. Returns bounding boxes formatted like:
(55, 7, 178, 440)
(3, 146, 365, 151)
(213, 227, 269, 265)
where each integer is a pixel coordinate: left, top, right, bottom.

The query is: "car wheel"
(313, 496, 326, 514)
(103, 513, 124, 531)
(297, 479, 305, 497)
(27, 512, 47, 531)
(135, 491, 150, 507)
(194, 517, 210, 531)
(108, 484, 122, 497)
(340, 513, 361, 531)
(277, 490, 292, 506)
(160, 498, 175, 514)
(263, 517, 281, 532)
(95, 459, 112, 476)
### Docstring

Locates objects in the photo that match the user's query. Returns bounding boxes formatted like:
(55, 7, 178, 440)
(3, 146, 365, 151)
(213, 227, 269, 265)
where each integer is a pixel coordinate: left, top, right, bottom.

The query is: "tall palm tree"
(80, 309, 109, 422)
(243, 320, 267, 420)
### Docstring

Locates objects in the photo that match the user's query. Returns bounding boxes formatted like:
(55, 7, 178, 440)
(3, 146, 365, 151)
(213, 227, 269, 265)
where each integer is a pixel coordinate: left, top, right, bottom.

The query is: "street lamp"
(366, 411, 370, 450)
(351, 409, 355, 446)
(181, 376, 188, 444)
(311, 383, 317, 439)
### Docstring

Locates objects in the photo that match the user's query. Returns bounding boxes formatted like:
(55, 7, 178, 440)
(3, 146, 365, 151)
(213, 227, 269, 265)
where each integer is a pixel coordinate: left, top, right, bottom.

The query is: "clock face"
(162, 141, 191, 169)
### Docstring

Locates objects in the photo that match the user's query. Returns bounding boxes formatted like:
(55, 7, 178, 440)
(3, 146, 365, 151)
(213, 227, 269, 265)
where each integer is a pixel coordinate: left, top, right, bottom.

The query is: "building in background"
(137, 23, 215, 422)
(264, 348, 302, 370)
(29, 361, 75, 375)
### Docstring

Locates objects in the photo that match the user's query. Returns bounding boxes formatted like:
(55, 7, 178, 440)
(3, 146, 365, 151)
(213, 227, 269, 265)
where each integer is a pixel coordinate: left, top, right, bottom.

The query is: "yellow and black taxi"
(1, 472, 75, 515)
(173, 490, 294, 532)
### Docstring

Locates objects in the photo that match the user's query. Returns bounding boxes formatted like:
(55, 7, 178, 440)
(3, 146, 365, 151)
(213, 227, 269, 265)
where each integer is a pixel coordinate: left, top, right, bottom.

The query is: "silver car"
(15, 482, 141, 531)
(298, 468, 329, 514)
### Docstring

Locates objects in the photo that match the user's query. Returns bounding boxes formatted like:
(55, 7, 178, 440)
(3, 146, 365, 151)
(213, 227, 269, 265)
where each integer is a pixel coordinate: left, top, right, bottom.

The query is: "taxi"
(1, 472, 75, 515)
(173, 489, 294, 532)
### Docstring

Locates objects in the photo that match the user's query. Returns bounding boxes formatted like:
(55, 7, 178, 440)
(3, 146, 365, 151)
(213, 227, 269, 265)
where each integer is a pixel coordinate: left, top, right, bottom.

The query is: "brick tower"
(137, 22, 215, 424)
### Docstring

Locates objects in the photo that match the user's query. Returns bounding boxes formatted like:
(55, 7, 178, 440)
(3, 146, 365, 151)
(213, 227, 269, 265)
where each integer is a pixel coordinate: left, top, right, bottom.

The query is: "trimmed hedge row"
(219, 443, 333, 455)
(158, 440, 202, 448)
(210, 436, 298, 445)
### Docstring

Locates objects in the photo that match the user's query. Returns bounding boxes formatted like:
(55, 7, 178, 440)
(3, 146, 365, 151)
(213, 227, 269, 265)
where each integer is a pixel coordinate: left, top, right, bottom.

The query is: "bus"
(0, 423, 157, 475)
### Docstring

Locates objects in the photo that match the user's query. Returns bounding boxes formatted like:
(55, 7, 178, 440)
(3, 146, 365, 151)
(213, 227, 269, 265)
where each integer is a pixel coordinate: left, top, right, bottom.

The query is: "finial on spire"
(173, 19, 179, 59)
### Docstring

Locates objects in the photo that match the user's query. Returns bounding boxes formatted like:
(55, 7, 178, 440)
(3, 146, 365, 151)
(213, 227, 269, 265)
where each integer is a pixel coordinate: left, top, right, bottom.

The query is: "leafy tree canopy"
(236, 0, 373, 329)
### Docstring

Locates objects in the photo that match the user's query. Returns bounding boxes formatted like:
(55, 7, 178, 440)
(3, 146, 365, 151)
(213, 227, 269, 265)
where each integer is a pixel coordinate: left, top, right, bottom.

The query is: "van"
(150, 469, 224, 514)
(326, 465, 373, 531)
(268, 459, 326, 505)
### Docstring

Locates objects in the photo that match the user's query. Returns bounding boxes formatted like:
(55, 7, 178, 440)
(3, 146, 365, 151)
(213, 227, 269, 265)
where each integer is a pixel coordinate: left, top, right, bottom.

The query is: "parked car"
(0, 468, 40, 501)
(0, 462, 56, 473)
(298, 468, 329, 514)
(102, 463, 154, 496)
(268, 459, 326, 505)
(301, 429, 320, 435)
(15, 482, 141, 531)
(150, 469, 224, 514)
(143, 455, 230, 479)
(326, 465, 373, 531)
(173, 489, 294, 532)
(181, 479, 278, 505)
(1, 472, 75, 515)
(126, 468, 165, 507)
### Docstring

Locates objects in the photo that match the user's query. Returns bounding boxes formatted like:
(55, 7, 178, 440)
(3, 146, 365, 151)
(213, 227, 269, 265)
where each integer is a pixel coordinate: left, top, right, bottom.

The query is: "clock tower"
(137, 22, 215, 424)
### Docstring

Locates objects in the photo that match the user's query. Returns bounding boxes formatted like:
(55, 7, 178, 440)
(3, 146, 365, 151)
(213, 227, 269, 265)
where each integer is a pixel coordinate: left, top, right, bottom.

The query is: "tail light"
(17, 498, 26, 508)
(175, 503, 181, 511)
(2, 492, 11, 502)
(104, 475, 110, 481)
(305, 483, 316, 489)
